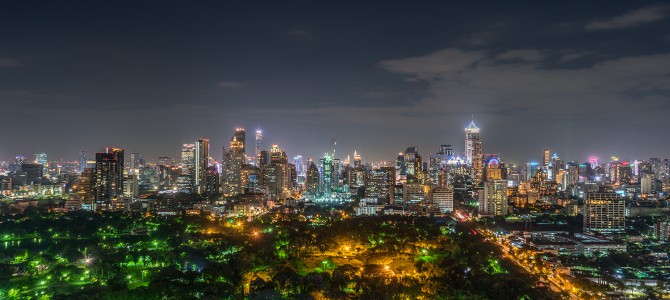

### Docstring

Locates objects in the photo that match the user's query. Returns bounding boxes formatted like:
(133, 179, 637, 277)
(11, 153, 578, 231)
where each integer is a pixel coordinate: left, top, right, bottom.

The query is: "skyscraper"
(233, 128, 246, 153)
(353, 151, 362, 168)
(223, 129, 245, 196)
(130, 152, 143, 169)
(79, 150, 87, 173)
(194, 139, 209, 194)
(181, 143, 195, 176)
(543, 148, 550, 167)
(465, 120, 482, 184)
(265, 144, 288, 197)
(306, 161, 320, 196)
(583, 192, 625, 234)
(321, 154, 333, 197)
(255, 129, 262, 165)
(34, 153, 47, 165)
(94, 148, 124, 210)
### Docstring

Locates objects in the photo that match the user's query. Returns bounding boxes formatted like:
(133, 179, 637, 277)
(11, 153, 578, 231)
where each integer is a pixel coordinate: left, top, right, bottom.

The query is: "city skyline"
(2, 119, 669, 165)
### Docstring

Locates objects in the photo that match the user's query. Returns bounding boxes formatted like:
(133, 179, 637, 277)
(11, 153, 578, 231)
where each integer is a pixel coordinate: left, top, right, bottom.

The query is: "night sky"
(2, 1, 669, 164)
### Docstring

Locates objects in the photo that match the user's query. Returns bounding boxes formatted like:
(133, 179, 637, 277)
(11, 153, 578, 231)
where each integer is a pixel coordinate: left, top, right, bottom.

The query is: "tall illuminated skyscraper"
(223, 129, 245, 195)
(194, 139, 209, 194)
(79, 150, 87, 173)
(233, 128, 246, 153)
(465, 120, 482, 184)
(543, 148, 550, 167)
(255, 129, 263, 165)
(181, 143, 195, 177)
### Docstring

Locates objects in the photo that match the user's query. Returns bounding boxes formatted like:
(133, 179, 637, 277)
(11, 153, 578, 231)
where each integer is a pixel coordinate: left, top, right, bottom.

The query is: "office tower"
(35, 153, 47, 165)
(332, 158, 342, 189)
(396, 152, 405, 184)
(158, 156, 173, 190)
(223, 129, 245, 196)
(483, 156, 505, 181)
(255, 129, 262, 165)
(206, 166, 221, 194)
(478, 179, 508, 217)
(122, 174, 139, 197)
(583, 192, 625, 234)
(130, 152, 143, 169)
(465, 120, 483, 184)
(176, 175, 193, 193)
(265, 145, 288, 196)
(194, 139, 209, 194)
(365, 167, 394, 201)
(429, 145, 452, 187)
(403, 146, 422, 183)
(543, 148, 550, 167)
(321, 154, 333, 196)
(79, 150, 87, 173)
(305, 161, 320, 196)
(563, 163, 579, 190)
(94, 149, 124, 209)
(641, 173, 653, 195)
(76, 167, 95, 203)
(432, 187, 454, 213)
(181, 144, 196, 176)
(353, 151, 362, 168)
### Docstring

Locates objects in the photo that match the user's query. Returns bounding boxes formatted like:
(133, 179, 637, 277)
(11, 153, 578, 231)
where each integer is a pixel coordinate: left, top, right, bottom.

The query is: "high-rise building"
(194, 139, 209, 194)
(429, 145, 453, 187)
(265, 144, 288, 197)
(641, 173, 653, 195)
(255, 129, 263, 165)
(365, 167, 394, 201)
(478, 179, 508, 217)
(206, 166, 221, 194)
(122, 174, 139, 197)
(465, 120, 483, 184)
(306, 161, 320, 196)
(79, 150, 87, 173)
(223, 129, 245, 196)
(94, 148, 124, 210)
(353, 151, 362, 168)
(130, 152, 143, 169)
(35, 153, 47, 166)
(543, 148, 550, 167)
(181, 144, 195, 176)
(583, 193, 625, 234)
(403, 147, 422, 183)
(321, 154, 333, 197)
(483, 156, 505, 181)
